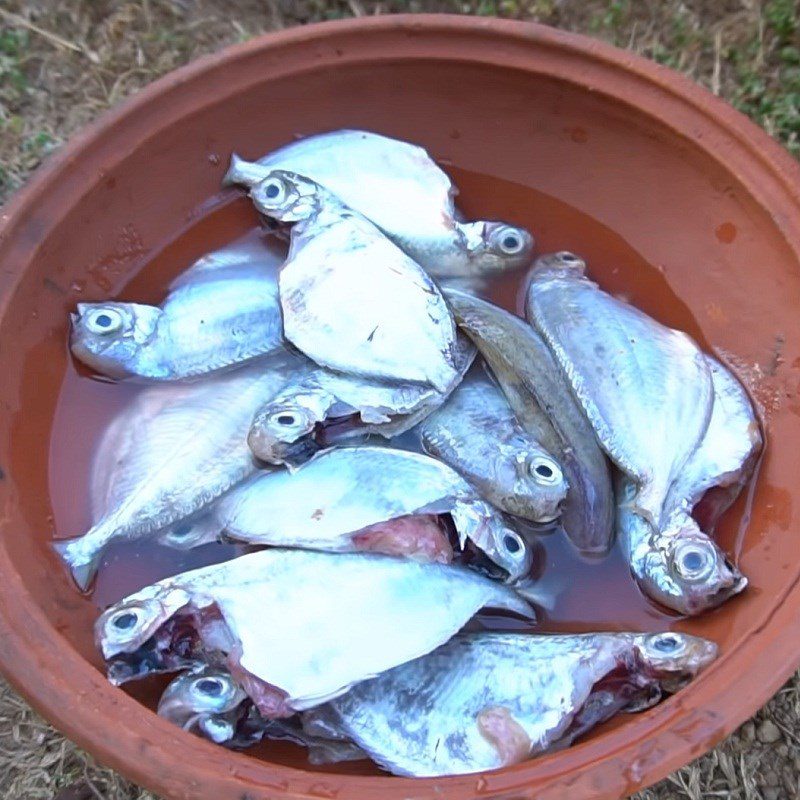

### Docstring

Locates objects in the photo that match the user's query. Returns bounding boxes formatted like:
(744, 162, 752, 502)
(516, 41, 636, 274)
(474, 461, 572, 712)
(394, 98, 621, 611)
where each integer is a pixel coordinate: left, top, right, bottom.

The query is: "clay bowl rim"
(1, 14, 800, 800)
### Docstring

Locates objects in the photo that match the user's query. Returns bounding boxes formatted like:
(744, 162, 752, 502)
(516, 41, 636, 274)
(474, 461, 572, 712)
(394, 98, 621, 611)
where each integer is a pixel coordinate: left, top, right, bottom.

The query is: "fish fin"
(52, 539, 100, 592)
(222, 153, 264, 188)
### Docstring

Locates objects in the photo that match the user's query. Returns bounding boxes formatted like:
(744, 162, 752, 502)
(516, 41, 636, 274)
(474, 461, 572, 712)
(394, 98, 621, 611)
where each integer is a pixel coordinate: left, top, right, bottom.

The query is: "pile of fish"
(56, 130, 762, 777)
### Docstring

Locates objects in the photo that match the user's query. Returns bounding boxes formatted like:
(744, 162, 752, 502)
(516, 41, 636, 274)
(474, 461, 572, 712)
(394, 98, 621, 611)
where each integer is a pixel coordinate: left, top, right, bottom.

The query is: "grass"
(1, 1, 799, 798)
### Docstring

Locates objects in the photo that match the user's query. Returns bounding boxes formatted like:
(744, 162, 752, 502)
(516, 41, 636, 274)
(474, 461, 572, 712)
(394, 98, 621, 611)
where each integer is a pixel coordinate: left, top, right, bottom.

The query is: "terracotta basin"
(1, 15, 800, 800)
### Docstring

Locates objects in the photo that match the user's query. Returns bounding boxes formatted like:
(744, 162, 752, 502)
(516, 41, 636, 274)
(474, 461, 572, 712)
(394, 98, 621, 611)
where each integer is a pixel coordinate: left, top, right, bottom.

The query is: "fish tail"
(52, 538, 101, 592)
(222, 153, 263, 188)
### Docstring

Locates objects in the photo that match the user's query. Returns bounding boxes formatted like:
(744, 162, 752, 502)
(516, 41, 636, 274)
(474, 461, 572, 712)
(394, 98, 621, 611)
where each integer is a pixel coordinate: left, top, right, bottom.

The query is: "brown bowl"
(1, 15, 800, 800)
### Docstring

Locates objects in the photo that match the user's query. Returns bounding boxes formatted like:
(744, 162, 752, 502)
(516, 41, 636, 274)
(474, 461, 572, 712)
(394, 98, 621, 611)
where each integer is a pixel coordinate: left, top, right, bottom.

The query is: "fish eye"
(672, 541, 715, 583)
(85, 308, 123, 336)
(268, 409, 306, 430)
(194, 677, 224, 698)
(111, 610, 139, 631)
(258, 178, 287, 206)
(528, 456, 562, 486)
(648, 633, 686, 656)
(496, 227, 526, 255)
(557, 251, 582, 265)
(503, 533, 523, 555)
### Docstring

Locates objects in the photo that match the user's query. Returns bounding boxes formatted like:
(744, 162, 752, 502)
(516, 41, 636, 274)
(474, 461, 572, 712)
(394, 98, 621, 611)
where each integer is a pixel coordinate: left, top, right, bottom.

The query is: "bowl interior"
(1, 20, 800, 799)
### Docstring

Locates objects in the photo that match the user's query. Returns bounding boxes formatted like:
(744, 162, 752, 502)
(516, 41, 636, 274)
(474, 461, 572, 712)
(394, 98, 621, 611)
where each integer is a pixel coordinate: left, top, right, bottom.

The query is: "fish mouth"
(106, 640, 198, 685)
(105, 614, 205, 685)
(458, 537, 510, 582)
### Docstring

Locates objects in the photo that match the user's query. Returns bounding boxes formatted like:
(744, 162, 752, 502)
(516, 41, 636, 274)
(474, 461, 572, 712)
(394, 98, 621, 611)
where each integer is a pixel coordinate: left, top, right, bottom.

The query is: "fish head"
(158, 666, 248, 744)
(70, 301, 161, 378)
(249, 169, 320, 223)
(477, 521, 533, 584)
(95, 585, 190, 657)
(533, 251, 587, 278)
(633, 516, 747, 616)
(634, 632, 718, 693)
(508, 449, 568, 522)
(248, 399, 321, 466)
(463, 222, 535, 273)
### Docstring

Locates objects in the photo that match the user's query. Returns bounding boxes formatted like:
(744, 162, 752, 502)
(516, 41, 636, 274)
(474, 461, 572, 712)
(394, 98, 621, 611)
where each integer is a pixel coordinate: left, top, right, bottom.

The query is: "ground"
(0, 1, 798, 798)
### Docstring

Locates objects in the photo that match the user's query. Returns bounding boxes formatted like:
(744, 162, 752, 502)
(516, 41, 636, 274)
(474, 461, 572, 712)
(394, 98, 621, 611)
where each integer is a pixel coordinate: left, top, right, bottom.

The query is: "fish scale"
(526, 259, 714, 528)
(314, 631, 716, 777)
(418, 371, 567, 523)
(55, 357, 298, 589)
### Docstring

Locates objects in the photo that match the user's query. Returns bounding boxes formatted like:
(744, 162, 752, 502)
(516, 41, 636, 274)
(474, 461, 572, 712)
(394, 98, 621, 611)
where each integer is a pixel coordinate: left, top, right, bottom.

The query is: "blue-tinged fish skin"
(94, 549, 535, 714)
(223, 130, 534, 278)
(307, 631, 716, 777)
(418, 370, 567, 523)
(445, 288, 614, 554)
(212, 446, 533, 582)
(525, 252, 714, 529)
(247, 334, 475, 467)
(54, 357, 297, 590)
(665, 354, 763, 529)
(616, 475, 747, 615)
(241, 168, 458, 392)
(70, 234, 284, 381)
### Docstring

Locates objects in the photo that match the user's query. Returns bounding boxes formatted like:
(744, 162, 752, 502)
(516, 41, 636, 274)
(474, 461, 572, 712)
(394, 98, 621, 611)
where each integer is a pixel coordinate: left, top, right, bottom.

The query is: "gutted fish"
(665, 355, 762, 529)
(617, 475, 747, 615)
(419, 370, 567, 523)
(240, 168, 458, 392)
(95, 549, 534, 714)
(445, 289, 613, 554)
(305, 630, 716, 777)
(247, 335, 475, 466)
(70, 234, 284, 381)
(525, 252, 714, 527)
(223, 130, 534, 278)
(55, 358, 296, 589)
(158, 666, 366, 761)
(207, 445, 531, 580)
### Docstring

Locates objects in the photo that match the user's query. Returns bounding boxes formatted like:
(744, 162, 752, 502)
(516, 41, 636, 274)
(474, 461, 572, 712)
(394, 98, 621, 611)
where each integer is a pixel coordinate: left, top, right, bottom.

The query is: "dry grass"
(1, 1, 799, 798)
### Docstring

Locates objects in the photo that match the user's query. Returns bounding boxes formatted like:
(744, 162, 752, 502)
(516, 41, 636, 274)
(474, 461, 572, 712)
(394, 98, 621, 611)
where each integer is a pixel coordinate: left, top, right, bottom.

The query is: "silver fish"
(419, 370, 567, 523)
(241, 168, 458, 392)
(247, 334, 475, 466)
(525, 252, 714, 527)
(70, 234, 284, 381)
(55, 358, 296, 589)
(208, 445, 531, 581)
(223, 130, 534, 278)
(95, 549, 534, 715)
(616, 475, 747, 615)
(665, 355, 762, 528)
(306, 630, 716, 777)
(445, 289, 614, 554)
(158, 666, 366, 762)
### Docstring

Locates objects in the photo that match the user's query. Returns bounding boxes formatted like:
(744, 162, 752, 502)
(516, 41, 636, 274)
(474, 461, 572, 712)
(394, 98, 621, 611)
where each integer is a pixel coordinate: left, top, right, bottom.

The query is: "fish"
(240, 168, 459, 392)
(247, 334, 475, 466)
(304, 630, 716, 777)
(95, 549, 535, 715)
(157, 666, 366, 761)
(418, 369, 567, 523)
(616, 474, 746, 615)
(70, 234, 284, 381)
(525, 252, 714, 527)
(205, 445, 531, 581)
(664, 355, 762, 530)
(445, 288, 614, 554)
(54, 358, 297, 590)
(223, 130, 534, 278)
